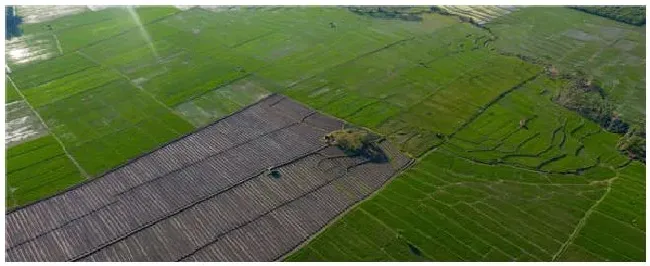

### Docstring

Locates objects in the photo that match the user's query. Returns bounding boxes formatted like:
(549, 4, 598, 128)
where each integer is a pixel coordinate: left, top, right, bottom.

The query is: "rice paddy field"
(489, 7, 646, 127)
(4, 5, 646, 262)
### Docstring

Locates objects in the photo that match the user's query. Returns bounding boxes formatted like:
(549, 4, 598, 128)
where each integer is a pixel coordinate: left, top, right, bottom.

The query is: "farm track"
(5, 94, 412, 262)
(551, 169, 617, 261)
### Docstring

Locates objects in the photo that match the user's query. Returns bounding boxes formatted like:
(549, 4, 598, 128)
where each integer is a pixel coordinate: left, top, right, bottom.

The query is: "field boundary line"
(277, 157, 416, 261)
(14, 65, 98, 91)
(52, 33, 63, 54)
(65, 100, 369, 260)
(6, 76, 90, 180)
(74, 50, 190, 126)
(4, 93, 279, 214)
(376, 193, 485, 259)
(551, 170, 618, 261)
(358, 206, 446, 259)
(175, 73, 254, 105)
(282, 36, 417, 92)
(592, 209, 646, 235)
(31, 78, 125, 109)
(462, 203, 546, 260)
(6, 9, 182, 69)
(8, 96, 313, 249)
(73, 145, 331, 261)
(467, 198, 562, 246)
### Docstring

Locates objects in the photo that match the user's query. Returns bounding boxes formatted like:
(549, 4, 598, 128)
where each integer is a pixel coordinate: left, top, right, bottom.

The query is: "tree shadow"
(6, 6, 24, 40)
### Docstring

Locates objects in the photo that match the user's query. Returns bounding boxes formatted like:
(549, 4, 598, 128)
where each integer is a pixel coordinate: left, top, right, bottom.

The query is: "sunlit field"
(4, 5, 645, 262)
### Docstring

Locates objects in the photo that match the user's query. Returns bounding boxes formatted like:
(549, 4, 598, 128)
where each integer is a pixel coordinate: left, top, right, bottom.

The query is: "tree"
(6, 6, 23, 40)
(323, 128, 388, 162)
(617, 125, 646, 161)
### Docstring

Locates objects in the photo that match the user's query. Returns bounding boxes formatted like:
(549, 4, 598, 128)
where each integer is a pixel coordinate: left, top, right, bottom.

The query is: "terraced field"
(4, 5, 646, 262)
(283, 23, 540, 157)
(287, 71, 644, 261)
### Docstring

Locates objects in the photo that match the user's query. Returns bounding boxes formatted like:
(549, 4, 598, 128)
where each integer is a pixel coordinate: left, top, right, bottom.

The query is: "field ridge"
(6, 75, 90, 179)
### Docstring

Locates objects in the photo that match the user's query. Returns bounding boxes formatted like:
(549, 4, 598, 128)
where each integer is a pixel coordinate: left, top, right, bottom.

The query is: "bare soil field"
(5, 94, 411, 262)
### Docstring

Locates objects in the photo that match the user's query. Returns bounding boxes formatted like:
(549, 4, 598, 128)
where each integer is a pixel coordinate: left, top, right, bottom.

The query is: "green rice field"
(489, 7, 646, 127)
(4, 5, 645, 261)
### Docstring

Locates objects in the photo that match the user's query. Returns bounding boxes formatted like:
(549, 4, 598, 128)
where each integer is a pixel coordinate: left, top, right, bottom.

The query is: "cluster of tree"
(569, 6, 646, 26)
(323, 128, 388, 163)
(6, 6, 23, 40)
(552, 72, 646, 161)
(347, 6, 434, 22)
(616, 124, 645, 162)
(553, 72, 628, 134)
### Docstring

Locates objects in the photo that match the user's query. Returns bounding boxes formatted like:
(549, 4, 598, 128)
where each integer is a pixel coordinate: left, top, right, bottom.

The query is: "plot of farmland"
(4, 6, 646, 262)
(437, 5, 516, 24)
(5, 95, 411, 261)
(488, 7, 646, 127)
(287, 75, 644, 262)
(5, 136, 84, 209)
(283, 23, 540, 157)
(6, 6, 462, 206)
(5, 101, 48, 147)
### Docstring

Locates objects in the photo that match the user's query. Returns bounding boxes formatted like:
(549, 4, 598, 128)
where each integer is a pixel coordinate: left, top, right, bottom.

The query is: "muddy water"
(5, 101, 49, 147)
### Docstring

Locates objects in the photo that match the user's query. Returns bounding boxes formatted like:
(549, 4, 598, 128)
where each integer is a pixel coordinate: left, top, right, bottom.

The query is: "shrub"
(553, 72, 629, 134)
(617, 125, 646, 161)
(323, 128, 388, 162)
(569, 6, 646, 26)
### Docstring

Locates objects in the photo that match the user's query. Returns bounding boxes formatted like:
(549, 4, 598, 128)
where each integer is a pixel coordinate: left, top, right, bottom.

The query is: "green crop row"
(6, 136, 84, 209)
(287, 149, 613, 261)
(5, 77, 21, 103)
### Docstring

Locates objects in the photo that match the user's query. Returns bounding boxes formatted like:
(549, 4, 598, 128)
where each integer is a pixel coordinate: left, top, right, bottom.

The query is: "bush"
(570, 6, 646, 26)
(553, 72, 629, 134)
(617, 125, 645, 161)
(347, 6, 427, 22)
(323, 128, 388, 162)
(553, 72, 646, 162)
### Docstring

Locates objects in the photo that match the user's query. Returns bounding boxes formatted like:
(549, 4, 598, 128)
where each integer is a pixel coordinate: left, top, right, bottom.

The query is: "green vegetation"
(6, 136, 84, 209)
(287, 74, 643, 262)
(324, 128, 387, 162)
(5, 6, 461, 206)
(35, 80, 195, 176)
(616, 125, 645, 161)
(287, 7, 644, 261)
(570, 6, 646, 26)
(552, 72, 628, 134)
(284, 22, 539, 157)
(325, 129, 373, 152)
(4, 6, 645, 261)
(347, 6, 435, 21)
(287, 148, 639, 261)
(5, 77, 21, 103)
(445, 75, 629, 172)
(489, 7, 645, 128)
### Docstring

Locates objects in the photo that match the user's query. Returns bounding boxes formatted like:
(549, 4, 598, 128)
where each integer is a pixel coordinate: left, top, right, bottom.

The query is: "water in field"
(5, 101, 49, 147)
